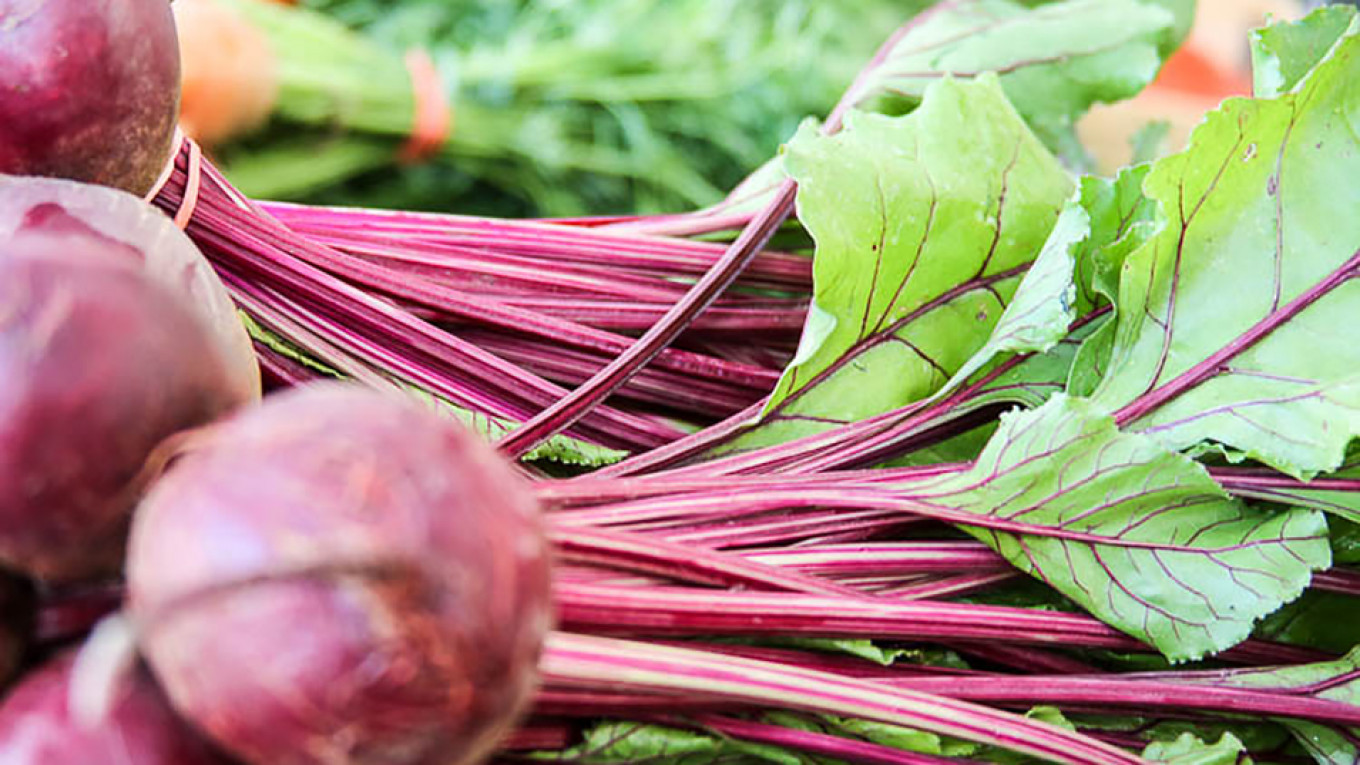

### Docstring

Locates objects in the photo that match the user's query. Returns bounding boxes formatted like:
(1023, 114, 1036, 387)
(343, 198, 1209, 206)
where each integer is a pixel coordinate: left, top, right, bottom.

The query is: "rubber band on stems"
(142, 127, 206, 230)
(399, 49, 452, 164)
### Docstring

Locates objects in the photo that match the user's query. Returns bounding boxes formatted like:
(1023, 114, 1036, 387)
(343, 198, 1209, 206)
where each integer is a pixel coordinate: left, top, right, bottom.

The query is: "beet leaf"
(1146, 647, 1360, 764)
(737, 75, 1072, 451)
(852, 0, 1182, 164)
(883, 394, 1330, 660)
(1082, 19, 1360, 478)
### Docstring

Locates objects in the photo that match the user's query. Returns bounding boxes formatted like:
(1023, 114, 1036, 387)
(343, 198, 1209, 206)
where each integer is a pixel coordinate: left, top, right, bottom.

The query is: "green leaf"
(853, 0, 1177, 163)
(875, 193, 1092, 462)
(869, 190, 1111, 467)
(783, 706, 1077, 764)
(935, 197, 1086, 395)
(239, 312, 344, 378)
(759, 638, 970, 669)
(1142, 721, 1293, 757)
(1251, 6, 1357, 99)
(1254, 590, 1360, 655)
(1139, 0, 1197, 57)
(1330, 515, 1360, 564)
(1143, 732, 1251, 765)
(887, 311, 1107, 468)
(1072, 166, 1161, 313)
(964, 318, 1105, 413)
(806, 714, 971, 758)
(527, 720, 805, 765)
(413, 390, 627, 468)
(890, 166, 1153, 432)
(1162, 647, 1360, 765)
(736, 75, 1071, 452)
(889, 422, 998, 467)
(1067, 166, 1160, 397)
(913, 394, 1331, 661)
(1227, 462, 1360, 524)
(1087, 24, 1360, 478)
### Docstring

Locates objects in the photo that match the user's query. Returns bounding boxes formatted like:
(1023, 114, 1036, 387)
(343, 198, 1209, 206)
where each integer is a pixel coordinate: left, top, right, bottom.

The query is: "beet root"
(0, 650, 230, 764)
(127, 383, 554, 765)
(0, 174, 263, 401)
(0, 253, 248, 581)
(0, 0, 181, 195)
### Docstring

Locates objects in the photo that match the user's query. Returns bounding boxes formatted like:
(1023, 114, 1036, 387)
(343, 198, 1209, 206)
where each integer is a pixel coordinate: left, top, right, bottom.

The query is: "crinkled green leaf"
(936, 163, 1160, 415)
(737, 75, 1071, 452)
(852, 0, 1177, 163)
(1071, 167, 1161, 313)
(1088, 25, 1360, 478)
(1067, 166, 1160, 397)
(912, 394, 1330, 661)
(1251, 6, 1357, 99)
(1143, 732, 1251, 765)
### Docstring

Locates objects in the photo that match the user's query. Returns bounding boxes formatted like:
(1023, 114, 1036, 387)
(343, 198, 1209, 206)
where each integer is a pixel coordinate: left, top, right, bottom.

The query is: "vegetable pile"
(2, 1, 1360, 765)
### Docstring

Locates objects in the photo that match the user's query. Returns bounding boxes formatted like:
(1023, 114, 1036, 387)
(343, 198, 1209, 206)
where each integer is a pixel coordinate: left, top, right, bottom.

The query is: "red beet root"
(0, 252, 248, 581)
(0, 174, 262, 401)
(0, 0, 181, 195)
(127, 383, 554, 765)
(0, 651, 229, 764)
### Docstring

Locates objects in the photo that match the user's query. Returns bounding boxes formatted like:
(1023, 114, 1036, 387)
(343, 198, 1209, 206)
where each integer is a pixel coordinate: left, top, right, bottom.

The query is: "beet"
(0, 0, 181, 195)
(0, 651, 230, 764)
(0, 252, 247, 581)
(0, 174, 262, 401)
(126, 384, 554, 765)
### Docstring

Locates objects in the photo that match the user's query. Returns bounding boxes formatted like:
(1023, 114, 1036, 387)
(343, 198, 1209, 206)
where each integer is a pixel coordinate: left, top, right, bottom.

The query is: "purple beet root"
(0, 0, 181, 195)
(0, 651, 230, 764)
(0, 253, 248, 581)
(0, 174, 263, 401)
(127, 383, 554, 765)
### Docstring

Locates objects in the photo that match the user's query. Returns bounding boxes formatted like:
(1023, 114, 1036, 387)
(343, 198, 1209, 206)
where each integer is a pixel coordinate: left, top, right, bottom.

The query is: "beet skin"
(0, 651, 230, 764)
(127, 384, 554, 765)
(0, 174, 263, 401)
(0, 0, 181, 194)
(0, 252, 246, 581)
